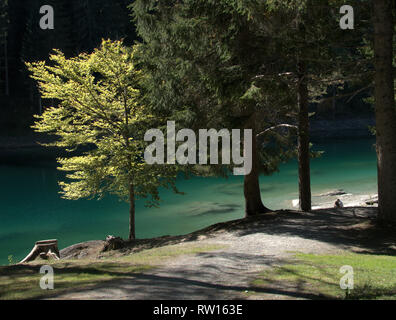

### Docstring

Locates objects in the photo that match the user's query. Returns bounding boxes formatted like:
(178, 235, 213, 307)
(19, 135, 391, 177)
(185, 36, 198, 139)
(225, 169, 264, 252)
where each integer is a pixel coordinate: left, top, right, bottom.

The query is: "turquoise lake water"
(0, 138, 377, 265)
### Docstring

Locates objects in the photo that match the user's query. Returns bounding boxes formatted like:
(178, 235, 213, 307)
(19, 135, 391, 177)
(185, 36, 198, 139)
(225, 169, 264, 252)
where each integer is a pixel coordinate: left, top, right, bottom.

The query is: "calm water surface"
(0, 138, 377, 265)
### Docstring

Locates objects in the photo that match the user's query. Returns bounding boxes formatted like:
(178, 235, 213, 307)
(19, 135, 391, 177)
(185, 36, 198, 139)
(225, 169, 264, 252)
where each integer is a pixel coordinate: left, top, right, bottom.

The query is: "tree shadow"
(233, 208, 396, 256)
(46, 268, 330, 300)
(9, 207, 395, 300)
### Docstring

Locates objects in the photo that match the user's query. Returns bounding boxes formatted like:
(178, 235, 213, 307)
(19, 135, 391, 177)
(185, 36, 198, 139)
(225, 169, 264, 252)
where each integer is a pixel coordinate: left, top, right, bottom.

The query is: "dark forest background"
(0, 0, 373, 137)
(0, 0, 137, 135)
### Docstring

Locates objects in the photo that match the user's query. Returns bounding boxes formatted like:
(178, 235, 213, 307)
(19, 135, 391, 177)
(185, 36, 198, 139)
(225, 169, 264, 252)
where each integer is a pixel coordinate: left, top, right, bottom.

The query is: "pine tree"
(133, 0, 373, 216)
(132, 0, 299, 217)
(0, 0, 9, 96)
(262, 0, 372, 211)
(5, 0, 29, 97)
(70, 0, 137, 53)
(373, 0, 396, 223)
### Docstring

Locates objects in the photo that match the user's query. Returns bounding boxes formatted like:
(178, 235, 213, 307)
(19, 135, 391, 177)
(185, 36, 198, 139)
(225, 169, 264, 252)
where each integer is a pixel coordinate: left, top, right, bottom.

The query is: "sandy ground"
(49, 207, 396, 300)
(292, 190, 378, 210)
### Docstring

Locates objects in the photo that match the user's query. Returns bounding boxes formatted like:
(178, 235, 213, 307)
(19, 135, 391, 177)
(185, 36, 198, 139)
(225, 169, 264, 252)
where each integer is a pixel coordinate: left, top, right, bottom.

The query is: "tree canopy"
(27, 40, 180, 239)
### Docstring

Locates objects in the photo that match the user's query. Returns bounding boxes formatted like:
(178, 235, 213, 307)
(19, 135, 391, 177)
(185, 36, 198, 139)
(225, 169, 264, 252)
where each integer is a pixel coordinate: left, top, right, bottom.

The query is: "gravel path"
(52, 207, 391, 300)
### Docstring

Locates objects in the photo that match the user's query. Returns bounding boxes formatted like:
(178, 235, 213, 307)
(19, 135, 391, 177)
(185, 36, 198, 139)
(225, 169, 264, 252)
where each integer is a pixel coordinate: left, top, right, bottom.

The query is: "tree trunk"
(373, 0, 396, 223)
(19, 240, 60, 264)
(129, 183, 136, 240)
(297, 61, 312, 212)
(4, 32, 9, 96)
(244, 132, 271, 217)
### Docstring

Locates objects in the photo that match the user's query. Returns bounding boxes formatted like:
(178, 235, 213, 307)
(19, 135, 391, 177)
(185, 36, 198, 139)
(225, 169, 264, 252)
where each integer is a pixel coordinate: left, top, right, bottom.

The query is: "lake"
(0, 137, 377, 265)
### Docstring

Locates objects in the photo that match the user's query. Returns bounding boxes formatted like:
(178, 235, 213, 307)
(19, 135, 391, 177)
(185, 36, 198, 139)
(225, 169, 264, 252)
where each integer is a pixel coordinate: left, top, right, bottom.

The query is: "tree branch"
(256, 124, 298, 138)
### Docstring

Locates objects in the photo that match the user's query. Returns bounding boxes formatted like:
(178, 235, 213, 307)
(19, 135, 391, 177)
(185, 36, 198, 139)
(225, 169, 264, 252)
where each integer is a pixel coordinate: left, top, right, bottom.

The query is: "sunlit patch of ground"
(250, 252, 396, 300)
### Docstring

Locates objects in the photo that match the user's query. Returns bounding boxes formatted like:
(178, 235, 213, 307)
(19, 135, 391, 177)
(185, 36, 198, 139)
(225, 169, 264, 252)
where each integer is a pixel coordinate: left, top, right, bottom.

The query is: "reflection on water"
(0, 138, 377, 265)
(181, 202, 242, 217)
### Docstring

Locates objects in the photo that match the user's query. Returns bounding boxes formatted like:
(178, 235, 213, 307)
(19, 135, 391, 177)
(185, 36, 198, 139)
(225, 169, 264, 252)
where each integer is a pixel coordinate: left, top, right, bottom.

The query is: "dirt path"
(52, 207, 392, 300)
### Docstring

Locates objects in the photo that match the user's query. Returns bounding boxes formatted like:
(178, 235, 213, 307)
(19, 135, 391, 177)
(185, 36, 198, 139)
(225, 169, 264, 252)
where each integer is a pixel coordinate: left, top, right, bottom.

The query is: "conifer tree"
(0, 0, 9, 95)
(262, 0, 372, 211)
(373, 0, 396, 223)
(132, 0, 372, 215)
(132, 0, 298, 217)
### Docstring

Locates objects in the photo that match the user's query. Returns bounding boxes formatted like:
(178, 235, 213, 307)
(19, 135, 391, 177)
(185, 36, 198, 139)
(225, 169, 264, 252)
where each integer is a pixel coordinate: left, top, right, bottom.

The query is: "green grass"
(116, 243, 224, 264)
(0, 243, 225, 300)
(251, 252, 396, 300)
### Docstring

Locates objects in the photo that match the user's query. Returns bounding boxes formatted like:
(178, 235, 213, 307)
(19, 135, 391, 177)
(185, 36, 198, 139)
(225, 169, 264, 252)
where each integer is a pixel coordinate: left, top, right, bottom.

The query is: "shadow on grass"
(0, 262, 151, 300)
(348, 284, 396, 300)
(252, 253, 396, 300)
(47, 272, 330, 300)
(1, 256, 329, 300)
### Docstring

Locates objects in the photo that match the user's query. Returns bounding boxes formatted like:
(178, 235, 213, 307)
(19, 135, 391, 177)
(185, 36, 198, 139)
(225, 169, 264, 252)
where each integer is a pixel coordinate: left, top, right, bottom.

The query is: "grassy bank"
(0, 243, 224, 300)
(251, 252, 396, 299)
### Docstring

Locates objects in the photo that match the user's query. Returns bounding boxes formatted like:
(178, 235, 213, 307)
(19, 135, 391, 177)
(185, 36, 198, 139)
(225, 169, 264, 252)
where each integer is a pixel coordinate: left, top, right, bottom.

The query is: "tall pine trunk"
(244, 132, 271, 217)
(373, 0, 396, 222)
(4, 32, 9, 96)
(129, 183, 136, 240)
(297, 61, 312, 212)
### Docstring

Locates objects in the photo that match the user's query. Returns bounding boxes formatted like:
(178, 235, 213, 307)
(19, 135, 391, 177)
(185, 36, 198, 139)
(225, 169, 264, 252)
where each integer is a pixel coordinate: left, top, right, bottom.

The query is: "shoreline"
(53, 190, 380, 262)
(291, 189, 378, 210)
(0, 187, 378, 266)
(52, 205, 380, 266)
(3, 205, 394, 300)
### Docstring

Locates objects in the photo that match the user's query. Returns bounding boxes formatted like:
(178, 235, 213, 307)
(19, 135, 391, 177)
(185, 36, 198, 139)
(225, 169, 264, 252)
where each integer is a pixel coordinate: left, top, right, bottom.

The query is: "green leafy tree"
(1, 0, 138, 134)
(27, 40, 179, 240)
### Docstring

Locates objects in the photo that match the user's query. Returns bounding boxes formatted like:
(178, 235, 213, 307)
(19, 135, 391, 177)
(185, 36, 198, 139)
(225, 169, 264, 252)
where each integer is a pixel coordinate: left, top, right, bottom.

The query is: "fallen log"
(19, 239, 60, 264)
